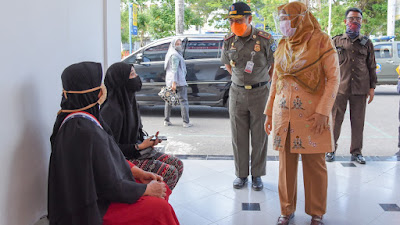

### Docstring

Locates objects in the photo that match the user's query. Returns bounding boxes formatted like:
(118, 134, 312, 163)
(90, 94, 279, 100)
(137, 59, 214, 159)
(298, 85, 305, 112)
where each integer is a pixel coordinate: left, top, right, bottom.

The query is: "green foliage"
(312, 0, 388, 37)
(121, 0, 205, 43)
(121, 0, 394, 43)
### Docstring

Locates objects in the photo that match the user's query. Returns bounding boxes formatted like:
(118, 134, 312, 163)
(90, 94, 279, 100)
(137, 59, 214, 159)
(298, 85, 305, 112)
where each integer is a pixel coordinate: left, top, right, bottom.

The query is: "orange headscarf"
(274, 1, 336, 93)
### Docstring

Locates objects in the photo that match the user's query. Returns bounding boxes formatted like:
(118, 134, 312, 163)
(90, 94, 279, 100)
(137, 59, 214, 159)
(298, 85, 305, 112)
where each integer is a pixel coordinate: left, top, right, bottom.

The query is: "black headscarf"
(48, 62, 146, 225)
(101, 62, 144, 159)
(50, 62, 102, 146)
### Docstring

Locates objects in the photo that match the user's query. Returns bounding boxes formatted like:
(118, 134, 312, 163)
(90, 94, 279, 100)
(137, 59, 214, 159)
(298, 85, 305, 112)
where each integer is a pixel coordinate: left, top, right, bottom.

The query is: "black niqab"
(101, 62, 144, 159)
(48, 62, 146, 225)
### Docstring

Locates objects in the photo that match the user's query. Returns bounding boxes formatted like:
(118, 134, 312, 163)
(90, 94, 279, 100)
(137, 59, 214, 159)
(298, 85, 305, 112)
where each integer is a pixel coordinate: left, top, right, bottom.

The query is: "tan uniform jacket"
(221, 26, 275, 86)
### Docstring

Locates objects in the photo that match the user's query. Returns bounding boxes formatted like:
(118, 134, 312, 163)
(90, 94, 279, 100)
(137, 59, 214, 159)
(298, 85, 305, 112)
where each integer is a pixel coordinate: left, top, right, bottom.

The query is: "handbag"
(158, 86, 180, 106)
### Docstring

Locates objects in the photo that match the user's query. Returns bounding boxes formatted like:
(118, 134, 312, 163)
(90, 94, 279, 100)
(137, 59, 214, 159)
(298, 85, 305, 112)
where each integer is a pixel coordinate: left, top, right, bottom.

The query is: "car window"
(374, 44, 393, 58)
(398, 43, 400, 58)
(142, 42, 170, 62)
(184, 40, 223, 59)
(123, 54, 136, 64)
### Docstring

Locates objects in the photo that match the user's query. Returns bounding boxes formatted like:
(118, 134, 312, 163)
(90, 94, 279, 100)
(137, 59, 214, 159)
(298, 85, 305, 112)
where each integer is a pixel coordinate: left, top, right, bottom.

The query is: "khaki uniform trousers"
(279, 127, 328, 216)
(229, 84, 269, 177)
(332, 93, 367, 155)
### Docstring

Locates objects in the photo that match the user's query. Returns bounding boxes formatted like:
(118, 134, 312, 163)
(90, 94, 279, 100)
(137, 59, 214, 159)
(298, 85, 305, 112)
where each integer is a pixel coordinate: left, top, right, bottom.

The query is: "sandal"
(310, 215, 324, 225)
(276, 213, 294, 225)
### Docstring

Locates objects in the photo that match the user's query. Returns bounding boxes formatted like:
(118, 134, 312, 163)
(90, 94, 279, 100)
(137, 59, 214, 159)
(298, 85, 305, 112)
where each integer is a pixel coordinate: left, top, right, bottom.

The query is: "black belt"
(233, 81, 268, 90)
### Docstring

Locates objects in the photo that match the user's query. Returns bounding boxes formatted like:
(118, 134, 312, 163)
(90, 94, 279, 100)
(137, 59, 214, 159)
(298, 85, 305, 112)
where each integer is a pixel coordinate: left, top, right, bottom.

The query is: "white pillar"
(328, 0, 332, 36)
(175, 0, 184, 35)
(387, 0, 396, 36)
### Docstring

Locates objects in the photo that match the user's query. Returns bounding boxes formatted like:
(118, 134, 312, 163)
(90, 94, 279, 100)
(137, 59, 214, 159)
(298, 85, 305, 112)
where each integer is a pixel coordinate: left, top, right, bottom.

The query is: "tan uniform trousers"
(229, 84, 269, 177)
(279, 127, 328, 216)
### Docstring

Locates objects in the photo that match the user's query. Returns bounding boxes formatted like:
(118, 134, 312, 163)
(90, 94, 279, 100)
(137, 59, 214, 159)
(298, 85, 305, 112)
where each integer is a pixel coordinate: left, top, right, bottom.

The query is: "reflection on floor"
(170, 160, 400, 225)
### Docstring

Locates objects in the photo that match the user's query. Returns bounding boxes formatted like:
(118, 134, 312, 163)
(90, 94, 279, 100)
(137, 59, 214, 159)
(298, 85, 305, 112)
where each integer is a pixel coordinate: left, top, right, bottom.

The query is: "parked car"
(122, 34, 231, 107)
(374, 41, 400, 85)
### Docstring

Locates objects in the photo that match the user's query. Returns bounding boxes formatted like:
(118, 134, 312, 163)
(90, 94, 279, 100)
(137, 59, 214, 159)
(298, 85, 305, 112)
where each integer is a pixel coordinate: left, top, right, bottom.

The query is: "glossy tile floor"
(169, 159, 400, 225)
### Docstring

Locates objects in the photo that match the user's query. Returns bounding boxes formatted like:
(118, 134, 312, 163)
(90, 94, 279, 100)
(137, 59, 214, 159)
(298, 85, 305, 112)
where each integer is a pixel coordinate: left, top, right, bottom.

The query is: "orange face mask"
(231, 22, 248, 36)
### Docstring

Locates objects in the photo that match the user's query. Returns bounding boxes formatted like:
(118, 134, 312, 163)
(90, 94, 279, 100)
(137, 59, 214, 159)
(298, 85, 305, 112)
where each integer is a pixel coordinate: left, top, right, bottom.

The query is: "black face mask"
(127, 76, 142, 93)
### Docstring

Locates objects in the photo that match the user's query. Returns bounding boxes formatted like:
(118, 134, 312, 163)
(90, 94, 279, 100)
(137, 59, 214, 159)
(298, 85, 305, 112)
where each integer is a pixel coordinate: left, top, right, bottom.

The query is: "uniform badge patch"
(254, 44, 261, 52)
(270, 42, 277, 52)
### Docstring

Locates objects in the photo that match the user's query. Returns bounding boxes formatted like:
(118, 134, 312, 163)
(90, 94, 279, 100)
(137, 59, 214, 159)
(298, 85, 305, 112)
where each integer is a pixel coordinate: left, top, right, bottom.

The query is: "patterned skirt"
(130, 152, 183, 190)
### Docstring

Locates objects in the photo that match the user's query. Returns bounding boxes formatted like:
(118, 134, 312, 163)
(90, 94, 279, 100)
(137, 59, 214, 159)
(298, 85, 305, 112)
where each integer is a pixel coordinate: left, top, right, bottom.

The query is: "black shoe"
(325, 152, 335, 162)
(251, 176, 263, 191)
(233, 177, 248, 189)
(351, 154, 366, 164)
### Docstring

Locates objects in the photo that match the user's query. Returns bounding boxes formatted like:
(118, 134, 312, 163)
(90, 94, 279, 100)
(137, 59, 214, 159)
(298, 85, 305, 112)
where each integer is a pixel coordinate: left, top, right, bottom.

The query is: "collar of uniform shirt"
(341, 33, 362, 41)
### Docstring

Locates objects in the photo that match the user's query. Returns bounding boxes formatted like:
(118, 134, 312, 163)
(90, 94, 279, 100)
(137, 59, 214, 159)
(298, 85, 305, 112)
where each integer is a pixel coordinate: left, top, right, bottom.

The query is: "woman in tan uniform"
(264, 2, 340, 225)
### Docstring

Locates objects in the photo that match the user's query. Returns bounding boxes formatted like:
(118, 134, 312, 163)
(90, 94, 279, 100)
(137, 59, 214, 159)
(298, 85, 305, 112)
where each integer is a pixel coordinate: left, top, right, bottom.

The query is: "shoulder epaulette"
(224, 33, 235, 41)
(257, 31, 271, 40)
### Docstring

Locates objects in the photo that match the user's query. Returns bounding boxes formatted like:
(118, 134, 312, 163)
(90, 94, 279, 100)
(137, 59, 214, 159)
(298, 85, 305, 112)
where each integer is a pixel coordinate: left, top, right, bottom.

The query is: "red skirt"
(103, 162, 179, 225)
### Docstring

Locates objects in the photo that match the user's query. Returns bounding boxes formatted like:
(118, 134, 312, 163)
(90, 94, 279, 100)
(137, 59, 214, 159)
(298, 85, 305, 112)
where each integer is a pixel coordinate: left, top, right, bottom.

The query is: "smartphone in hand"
(149, 136, 167, 141)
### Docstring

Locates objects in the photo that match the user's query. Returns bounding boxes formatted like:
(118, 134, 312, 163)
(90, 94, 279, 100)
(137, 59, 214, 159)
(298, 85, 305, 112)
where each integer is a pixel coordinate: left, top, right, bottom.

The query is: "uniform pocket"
(357, 48, 368, 63)
(336, 46, 345, 64)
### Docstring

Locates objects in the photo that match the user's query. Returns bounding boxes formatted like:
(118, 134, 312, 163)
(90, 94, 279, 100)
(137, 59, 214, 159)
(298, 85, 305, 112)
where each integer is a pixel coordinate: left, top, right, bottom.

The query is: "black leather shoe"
(233, 177, 248, 189)
(325, 152, 335, 162)
(351, 154, 366, 164)
(251, 176, 263, 191)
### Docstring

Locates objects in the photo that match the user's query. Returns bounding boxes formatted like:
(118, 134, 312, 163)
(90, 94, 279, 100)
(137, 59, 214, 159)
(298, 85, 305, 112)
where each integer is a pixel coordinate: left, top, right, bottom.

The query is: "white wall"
(0, 0, 120, 224)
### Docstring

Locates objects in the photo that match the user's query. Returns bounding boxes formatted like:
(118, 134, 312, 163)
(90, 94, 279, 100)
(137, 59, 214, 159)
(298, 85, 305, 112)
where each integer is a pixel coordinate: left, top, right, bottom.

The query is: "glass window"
(398, 43, 400, 58)
(142, 42, 170, 62)
(374, 44, 393, 58)
(123, 54, 136, 64)
(184, 40, 223, 59)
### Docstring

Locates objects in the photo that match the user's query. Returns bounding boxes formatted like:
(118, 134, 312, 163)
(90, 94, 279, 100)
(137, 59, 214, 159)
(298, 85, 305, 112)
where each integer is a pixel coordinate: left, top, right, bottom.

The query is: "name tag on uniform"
(244, 61, 254, 74)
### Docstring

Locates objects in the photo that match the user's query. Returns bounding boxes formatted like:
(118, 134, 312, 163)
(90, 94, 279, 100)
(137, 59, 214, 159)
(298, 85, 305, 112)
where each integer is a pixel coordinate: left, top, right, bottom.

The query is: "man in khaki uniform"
(221, 2, 275, 191)
(327, 8, 377, 164)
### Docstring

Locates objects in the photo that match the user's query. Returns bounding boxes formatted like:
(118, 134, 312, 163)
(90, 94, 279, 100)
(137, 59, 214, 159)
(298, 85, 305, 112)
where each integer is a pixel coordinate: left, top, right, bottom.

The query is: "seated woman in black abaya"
(48, 62, 179, 225)
(100, 62, 183, 190)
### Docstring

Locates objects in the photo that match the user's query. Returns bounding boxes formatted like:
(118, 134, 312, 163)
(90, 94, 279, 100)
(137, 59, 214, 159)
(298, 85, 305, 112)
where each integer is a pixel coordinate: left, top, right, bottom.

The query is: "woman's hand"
(131, 167, 163, 184)
(139, 171, 163, 184)
(144, 180, 167, 198)
(264, 116, 272, 135)
(138, 136, 161, 150)
(172, 82, 177, 92)
(306, 113, 328, 134)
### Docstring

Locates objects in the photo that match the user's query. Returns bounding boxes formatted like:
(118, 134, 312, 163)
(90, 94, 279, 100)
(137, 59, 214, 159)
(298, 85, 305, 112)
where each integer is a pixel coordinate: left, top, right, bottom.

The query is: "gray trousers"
(332, 93, 367, 155)
(164, 86, 190, 124)
(229, 84, 269, 177)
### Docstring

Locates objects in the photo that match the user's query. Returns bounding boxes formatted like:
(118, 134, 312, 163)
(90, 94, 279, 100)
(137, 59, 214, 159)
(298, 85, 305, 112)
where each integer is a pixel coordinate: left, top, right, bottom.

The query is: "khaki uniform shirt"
(221, 26, 275, 86)
(333, 33, 377, 95)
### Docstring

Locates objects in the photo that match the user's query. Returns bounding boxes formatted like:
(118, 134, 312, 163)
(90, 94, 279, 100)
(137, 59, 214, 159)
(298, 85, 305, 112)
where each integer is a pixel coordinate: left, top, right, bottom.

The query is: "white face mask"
(175, 46, 183, 52)
(280, 20, 297, 37)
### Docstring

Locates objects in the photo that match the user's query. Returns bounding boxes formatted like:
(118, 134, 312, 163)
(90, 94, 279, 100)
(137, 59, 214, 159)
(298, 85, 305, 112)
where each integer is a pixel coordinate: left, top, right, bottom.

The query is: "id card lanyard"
(244, 51, 256, 74)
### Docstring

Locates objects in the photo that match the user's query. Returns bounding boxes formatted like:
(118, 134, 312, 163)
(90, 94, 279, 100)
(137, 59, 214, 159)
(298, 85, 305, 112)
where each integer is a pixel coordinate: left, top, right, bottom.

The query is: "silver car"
(374, 41, 400, 84)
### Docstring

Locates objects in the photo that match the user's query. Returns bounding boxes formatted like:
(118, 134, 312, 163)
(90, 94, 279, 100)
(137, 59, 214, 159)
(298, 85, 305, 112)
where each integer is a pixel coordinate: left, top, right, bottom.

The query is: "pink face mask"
(279, 20, 297, 37)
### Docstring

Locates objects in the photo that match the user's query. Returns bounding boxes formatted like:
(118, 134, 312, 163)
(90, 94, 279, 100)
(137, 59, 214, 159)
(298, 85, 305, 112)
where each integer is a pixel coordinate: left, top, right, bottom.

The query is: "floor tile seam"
(189, 178, 234, 193)
(169, 191, 218, 206)
(366, 210, 387, 224)
(175, 205, 215, 224)
(218, 190, 270, 205)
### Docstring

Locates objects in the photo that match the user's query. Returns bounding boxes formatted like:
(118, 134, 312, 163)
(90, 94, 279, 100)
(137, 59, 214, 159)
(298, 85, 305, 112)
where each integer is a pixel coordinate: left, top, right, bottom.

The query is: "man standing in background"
(327, 8, 377, 164)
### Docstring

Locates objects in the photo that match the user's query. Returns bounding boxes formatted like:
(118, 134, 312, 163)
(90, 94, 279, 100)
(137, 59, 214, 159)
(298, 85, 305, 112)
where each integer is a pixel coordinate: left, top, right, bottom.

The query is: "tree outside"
(120, 0, 398, 56)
